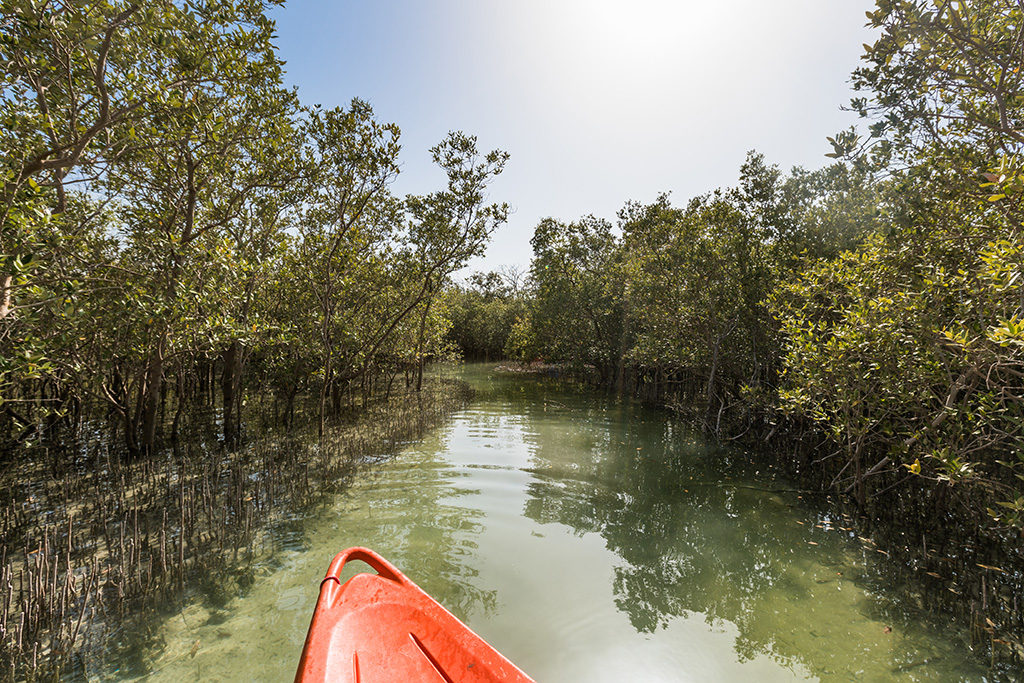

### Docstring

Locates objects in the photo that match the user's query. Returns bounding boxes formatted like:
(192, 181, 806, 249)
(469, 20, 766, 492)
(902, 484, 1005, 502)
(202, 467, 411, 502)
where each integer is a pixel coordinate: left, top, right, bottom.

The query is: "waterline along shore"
(113, 365, 1005, 681)
(0, 378, 473, 680)
(4, 0, 1024, 680)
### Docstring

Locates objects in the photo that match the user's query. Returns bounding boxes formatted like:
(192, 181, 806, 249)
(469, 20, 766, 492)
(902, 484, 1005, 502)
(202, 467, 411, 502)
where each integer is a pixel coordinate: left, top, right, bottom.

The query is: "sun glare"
(573, 0, 699, 57)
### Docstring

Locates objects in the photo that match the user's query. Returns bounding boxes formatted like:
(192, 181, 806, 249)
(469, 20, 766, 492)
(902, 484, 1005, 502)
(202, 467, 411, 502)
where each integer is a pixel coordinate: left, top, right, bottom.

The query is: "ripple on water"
(125, 366, 993, 682)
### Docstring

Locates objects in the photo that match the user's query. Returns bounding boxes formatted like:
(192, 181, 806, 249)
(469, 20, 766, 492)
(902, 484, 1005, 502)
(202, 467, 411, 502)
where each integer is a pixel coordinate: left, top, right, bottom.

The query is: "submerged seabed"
(126, 365, 994, 682)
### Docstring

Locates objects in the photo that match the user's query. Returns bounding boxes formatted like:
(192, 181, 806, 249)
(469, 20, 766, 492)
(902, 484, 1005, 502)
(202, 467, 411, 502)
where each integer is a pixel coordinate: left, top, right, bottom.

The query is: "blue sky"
(269, 1, 876, 273)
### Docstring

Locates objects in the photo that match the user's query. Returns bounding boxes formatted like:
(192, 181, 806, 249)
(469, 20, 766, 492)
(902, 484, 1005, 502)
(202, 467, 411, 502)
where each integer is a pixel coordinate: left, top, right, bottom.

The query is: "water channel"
(126, 364, 990, 681)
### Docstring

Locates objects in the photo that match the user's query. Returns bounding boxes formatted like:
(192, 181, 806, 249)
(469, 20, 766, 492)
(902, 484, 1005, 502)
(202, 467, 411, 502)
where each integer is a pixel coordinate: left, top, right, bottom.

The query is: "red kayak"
(295, 547, 535, 682)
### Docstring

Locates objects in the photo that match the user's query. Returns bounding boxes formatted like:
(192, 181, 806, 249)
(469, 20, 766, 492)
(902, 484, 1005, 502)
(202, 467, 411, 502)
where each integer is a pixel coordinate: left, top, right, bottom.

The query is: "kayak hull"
(295, 547, 534, 683)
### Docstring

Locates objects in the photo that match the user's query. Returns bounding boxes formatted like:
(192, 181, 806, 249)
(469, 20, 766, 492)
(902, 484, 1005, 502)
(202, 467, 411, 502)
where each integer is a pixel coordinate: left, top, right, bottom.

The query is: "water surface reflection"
(132, 366, 989, 681)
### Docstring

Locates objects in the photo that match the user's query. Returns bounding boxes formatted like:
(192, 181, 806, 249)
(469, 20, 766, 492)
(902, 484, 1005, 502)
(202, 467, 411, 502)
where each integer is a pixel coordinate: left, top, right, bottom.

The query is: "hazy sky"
(270, 1, 877, 273)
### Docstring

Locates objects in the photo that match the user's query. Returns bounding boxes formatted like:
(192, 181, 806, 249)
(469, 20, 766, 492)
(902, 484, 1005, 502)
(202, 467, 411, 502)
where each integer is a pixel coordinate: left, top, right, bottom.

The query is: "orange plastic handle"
(319, 547, 410, 606)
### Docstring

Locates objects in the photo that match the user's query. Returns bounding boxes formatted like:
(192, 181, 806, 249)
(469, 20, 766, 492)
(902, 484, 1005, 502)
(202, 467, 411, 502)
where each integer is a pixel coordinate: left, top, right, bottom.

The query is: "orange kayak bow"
(295, 547, 534, 682)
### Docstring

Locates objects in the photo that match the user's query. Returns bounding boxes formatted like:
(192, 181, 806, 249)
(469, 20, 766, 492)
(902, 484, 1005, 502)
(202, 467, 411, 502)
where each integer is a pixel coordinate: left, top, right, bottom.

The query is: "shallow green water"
(129, 365, 989, 681)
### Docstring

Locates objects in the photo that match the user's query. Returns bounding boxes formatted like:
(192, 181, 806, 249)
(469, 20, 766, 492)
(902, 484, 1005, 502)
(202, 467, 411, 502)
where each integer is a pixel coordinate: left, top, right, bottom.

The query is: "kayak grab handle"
(297, 546, 535, 682)
(319, 547, 409, 606)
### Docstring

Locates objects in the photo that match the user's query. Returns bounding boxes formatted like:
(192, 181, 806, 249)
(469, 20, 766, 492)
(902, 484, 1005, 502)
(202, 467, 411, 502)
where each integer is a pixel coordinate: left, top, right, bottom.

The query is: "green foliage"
(444, 269, 526, 360)
(773, 0, 1024, 520)
(0, 1, 508, 453)
(511, 216, 626, 381)
(853, 0, 1024, 165)
(513, 153, 878, 433)
(624, 193, 755, 375)
(508, 0, 1024, 528)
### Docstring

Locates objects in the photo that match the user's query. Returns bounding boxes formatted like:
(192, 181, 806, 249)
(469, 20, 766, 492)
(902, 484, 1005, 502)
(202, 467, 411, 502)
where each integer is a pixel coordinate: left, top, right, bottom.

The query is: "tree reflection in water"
(133, 368, 991, 681)
(515, 376, 983, 679)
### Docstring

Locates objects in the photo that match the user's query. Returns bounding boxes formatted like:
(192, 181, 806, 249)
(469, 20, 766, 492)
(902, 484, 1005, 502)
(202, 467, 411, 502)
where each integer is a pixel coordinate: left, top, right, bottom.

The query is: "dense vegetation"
(0, 0, 508, 455)
(0, 2, 512, 675)
(448, 0, 1024, 533)
(448, 4, 1024, 648)
(4, 0, 1024, 673)
(444, 268, 526, 360)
